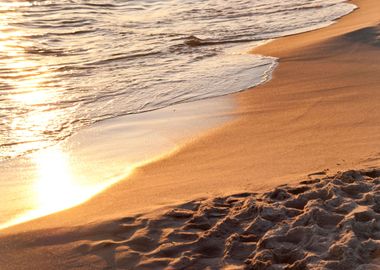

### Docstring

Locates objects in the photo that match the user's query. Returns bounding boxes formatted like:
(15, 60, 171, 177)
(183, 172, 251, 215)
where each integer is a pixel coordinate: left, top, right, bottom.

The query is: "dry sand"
(0, 0, 380, 269)
(2, 170, 380, 269)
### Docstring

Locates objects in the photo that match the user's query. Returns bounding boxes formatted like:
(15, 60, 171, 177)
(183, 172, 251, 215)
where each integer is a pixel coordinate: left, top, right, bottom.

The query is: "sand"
(1, 170, 380, 269)
(0, 0, 380, 269)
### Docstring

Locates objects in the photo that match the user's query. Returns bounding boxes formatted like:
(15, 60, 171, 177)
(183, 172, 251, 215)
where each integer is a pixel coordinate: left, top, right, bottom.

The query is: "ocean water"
(0, 0, 356, 161)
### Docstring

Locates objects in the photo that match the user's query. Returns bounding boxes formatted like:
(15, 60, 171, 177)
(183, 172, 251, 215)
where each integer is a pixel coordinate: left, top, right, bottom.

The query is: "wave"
(183, 35, 260, 47)
(86, 51, 162, 66)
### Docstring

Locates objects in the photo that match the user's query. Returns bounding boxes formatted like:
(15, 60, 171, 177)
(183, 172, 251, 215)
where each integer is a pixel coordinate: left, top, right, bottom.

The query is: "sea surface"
(0, 0, 356, 228)
(0, 0, 356, 161)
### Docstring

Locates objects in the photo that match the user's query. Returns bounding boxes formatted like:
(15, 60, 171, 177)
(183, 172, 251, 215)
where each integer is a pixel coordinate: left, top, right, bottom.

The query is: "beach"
(0, 0, 380, 269)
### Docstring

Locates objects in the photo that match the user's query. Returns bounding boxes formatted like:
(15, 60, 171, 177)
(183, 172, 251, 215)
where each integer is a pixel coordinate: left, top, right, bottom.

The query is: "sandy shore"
(2, 169, 380, 269)
(1, 0, 379, 269)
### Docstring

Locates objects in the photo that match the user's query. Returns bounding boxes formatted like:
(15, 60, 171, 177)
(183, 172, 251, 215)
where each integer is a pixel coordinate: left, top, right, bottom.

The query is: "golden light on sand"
(33, 147, 90, 212)
(0, 146, 91, 229)
(0, 137, 139, 230)
(0, 145, 125, 230)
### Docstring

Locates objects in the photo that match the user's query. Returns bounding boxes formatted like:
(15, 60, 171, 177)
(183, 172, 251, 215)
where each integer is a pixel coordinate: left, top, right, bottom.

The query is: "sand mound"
(59, 169, 380, 269)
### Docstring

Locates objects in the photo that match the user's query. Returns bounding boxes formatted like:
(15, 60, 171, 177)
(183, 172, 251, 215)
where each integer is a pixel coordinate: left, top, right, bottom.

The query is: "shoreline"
(0, 0, 379, 268)
(2, 0, 379, 232)
(0, 1, 359, 231)
(0, 93, 234, 229)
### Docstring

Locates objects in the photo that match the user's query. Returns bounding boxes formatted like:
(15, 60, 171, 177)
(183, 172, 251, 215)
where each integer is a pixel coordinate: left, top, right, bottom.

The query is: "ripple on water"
(0, 0, 356, 160)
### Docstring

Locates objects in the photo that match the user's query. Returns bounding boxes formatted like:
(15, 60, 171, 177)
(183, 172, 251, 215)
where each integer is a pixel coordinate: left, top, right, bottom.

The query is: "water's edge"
(0, 1, 357, 230)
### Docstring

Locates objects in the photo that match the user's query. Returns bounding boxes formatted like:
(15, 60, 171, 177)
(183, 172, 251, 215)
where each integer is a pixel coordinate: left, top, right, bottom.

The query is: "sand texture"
(72, 170, 380, 270)
(2, 170, 380, 270)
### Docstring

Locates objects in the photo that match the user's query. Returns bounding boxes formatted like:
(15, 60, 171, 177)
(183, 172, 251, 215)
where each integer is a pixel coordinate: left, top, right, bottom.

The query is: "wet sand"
(0, 0, 379, 269)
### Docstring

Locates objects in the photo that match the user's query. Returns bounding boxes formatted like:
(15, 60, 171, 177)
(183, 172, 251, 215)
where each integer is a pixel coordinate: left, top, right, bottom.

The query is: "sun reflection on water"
(0, 2, 70, 160)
